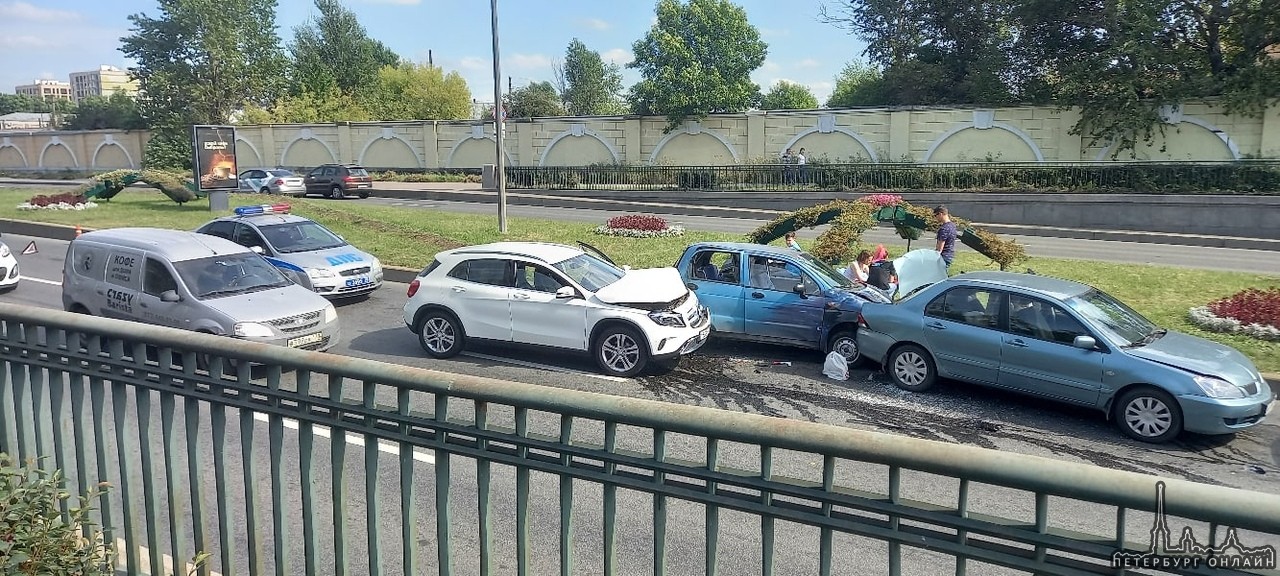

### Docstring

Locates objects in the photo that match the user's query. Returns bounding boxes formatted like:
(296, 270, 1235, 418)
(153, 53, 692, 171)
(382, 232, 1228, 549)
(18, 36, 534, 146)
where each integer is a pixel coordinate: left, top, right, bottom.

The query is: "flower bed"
(17, 192, 98, 211)
(1188, 288, 1280, 341)
(594, 214, 686, 238)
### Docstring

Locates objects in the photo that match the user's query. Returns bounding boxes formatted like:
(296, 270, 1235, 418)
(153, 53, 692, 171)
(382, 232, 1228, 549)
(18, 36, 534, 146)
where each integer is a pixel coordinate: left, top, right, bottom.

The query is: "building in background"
(69, 65, 139, 101)
(0, 112, 54, 131)
(15, 80, 71, 101)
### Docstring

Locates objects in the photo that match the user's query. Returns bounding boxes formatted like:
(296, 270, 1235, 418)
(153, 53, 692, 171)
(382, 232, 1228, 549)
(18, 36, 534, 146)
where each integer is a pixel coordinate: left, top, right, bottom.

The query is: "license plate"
(287, 333, 324, 348)
(344, 276, 370, 288)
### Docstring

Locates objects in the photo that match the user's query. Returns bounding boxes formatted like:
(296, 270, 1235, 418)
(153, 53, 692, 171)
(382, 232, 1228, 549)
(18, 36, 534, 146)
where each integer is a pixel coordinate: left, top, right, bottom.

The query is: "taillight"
(272, 179, 284, 186)
(407, 279, 420, 298)
(343, 176, 355, 182)
(857, 312, 869, 329)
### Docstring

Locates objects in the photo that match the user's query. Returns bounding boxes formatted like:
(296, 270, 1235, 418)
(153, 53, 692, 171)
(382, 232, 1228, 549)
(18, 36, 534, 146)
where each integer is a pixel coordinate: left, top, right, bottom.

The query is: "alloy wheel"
(422, 317, 455, 354)
(601, 333, 640, 373)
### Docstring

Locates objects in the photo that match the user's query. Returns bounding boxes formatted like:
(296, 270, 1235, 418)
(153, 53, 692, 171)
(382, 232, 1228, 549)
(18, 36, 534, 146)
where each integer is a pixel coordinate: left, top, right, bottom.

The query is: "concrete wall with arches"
(4, 101, 1278, 172)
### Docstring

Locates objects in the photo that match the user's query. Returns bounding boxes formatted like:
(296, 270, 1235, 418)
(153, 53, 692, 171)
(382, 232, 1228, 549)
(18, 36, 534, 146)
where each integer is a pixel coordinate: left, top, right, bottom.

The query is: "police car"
(195, 204, 384, 299)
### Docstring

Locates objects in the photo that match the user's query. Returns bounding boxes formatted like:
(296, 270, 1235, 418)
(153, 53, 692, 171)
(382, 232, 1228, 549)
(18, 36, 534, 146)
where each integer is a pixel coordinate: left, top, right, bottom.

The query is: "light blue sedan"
(856, 271, 1274, 443)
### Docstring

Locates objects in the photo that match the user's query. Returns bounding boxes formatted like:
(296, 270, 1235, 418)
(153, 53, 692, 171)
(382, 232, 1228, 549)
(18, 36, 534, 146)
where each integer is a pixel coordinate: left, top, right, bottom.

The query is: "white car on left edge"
(0, 237, 20, 292)
(402, 241, 711, 377)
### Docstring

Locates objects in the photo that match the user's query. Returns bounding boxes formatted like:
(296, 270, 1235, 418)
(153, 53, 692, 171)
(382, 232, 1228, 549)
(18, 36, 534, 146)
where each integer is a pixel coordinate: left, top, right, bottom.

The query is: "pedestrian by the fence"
(780, 148, 795, 185)
(934, 205, 957, 268)
(797, 147, 808, 184)
(784, 231, 802, 251)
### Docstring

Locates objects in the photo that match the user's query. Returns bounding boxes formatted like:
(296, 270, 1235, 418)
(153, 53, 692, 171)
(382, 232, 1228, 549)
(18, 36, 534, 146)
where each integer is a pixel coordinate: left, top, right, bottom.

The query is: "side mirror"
(622, 265, 632, 271)
(555, 286, 577, 299)
(160, 290, 181, 303)
(793, 283, 808, 298)
(250, 245, 264, 254)
(1073, 335, 1097, 350)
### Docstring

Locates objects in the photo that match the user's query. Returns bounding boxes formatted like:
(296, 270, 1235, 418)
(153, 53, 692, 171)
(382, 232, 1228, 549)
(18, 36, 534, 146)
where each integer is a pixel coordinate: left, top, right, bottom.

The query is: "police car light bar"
(234, 204, 291, 216)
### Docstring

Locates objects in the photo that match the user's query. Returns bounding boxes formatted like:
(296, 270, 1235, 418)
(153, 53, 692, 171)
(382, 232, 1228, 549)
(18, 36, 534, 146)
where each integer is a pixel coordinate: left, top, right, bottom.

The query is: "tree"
(825, 60, 887, 107)
(245, 85, 372, 123)
(555, 39, 625, 115)
(288, 0, 402, 98)
(505, 81, 565, 118)
(365, 62, 472, 120)
(0, 94, 54, 115)
(121, 0, 288, 169)
(62, 91, 146, 131)
(627, 0, 768, 131)
(760, 81, 819, 110)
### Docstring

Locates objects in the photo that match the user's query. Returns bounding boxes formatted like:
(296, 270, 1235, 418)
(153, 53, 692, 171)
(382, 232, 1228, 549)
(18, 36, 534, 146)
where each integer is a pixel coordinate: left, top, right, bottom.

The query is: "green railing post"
(330, 375, 350, 576)
(435, 393, 453, 576)
(397, 387, 419, 576)
(559, 415, 575, 576)
(269, 365, 290, 576)
(298, 370, 320, 576)
(363, 380, 382, 576)
(476, 400, 493, 576)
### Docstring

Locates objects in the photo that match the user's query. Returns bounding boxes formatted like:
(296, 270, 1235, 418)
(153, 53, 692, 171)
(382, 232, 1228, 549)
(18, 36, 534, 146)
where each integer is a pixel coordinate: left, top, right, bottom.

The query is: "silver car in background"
(856, 271, 1273, 443)
(238, 168, 306, 195)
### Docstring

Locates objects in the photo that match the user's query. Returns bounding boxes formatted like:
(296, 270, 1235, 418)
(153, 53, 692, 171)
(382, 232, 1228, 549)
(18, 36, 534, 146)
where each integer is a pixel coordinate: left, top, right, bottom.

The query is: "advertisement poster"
(191, 125, 238, 191)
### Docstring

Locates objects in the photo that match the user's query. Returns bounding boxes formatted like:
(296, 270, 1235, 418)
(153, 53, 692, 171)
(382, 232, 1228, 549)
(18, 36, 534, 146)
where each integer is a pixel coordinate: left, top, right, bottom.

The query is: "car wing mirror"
(555, 286, 577, 299)
(250, 246, 264, 254)
(793, 283, 809, 298)
(1073, 335, 1097, 349)
(160, 290, 181, 303)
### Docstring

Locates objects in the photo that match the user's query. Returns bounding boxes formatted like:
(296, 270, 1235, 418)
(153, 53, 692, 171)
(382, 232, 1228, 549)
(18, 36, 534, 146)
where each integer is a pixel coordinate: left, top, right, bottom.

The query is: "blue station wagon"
(675, 241, 902, 362)
(856, 271, 1275, 443)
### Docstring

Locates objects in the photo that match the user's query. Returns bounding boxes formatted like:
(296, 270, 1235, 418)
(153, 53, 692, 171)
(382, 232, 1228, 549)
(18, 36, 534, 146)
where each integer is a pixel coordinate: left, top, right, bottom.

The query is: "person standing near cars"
(934, 205, 957, 268)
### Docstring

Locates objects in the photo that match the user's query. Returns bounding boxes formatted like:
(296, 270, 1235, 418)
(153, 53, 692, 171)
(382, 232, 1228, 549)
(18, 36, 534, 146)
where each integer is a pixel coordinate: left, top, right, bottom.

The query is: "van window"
(105, 251, 141, 289)
(143, 258, 179, 297)
(70, 244, 106, 280)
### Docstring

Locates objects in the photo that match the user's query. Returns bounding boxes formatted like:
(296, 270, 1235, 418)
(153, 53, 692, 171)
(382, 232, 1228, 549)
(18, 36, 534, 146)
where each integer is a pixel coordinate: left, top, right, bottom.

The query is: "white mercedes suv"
(402, 241, 710, 377)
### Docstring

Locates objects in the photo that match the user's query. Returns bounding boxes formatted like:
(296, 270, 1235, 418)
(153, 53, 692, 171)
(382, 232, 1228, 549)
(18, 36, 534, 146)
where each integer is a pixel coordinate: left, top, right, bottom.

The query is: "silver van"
(62, 228, 341, 353)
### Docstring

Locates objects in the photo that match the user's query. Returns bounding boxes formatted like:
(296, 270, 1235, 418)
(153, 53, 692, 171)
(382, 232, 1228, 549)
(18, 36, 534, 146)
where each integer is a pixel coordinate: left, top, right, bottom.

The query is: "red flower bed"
(26, 193, 89, 207)
(606, 214, 669, 231)
(1208, 287, 1280, 328)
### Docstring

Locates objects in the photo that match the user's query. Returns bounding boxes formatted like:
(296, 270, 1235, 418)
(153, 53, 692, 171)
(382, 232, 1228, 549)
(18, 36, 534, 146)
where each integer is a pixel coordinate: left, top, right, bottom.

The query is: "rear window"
(419, 259, 441, 277)
(268, 170, 293, 177)
(347, 167, 369, 177)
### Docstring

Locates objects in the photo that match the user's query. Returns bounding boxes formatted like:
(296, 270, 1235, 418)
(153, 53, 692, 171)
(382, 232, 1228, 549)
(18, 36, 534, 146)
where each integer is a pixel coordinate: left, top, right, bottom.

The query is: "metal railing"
(1, 302, 1278, 576)
(505, 161, 1280, 193)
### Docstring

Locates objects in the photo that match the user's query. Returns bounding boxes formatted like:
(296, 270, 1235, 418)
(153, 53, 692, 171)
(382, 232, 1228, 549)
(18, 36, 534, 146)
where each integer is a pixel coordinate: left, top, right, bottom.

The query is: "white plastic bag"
(822, 351, 849, 381)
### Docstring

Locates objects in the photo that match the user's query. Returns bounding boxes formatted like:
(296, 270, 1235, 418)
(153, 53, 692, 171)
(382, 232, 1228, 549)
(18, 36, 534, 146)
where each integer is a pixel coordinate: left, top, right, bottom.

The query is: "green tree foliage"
(121, 0, 288, 169)
(760, 81, 819, 110)
(825, 60, 886, 107)
(0, 94, 55, 115)
(62, 91, 146, 131)
(242, 86, 372, 123)
(366, 63, 473, 120)
(506, 81, 566, 118)
(556, 39, 625, 115)
(0, 454, 114, 576)
(627, 0, 768, 131)
(288, 0, 402, 97)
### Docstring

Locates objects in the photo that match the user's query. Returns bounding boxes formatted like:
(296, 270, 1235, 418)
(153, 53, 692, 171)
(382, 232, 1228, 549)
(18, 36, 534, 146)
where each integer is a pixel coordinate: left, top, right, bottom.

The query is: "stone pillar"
(71, 133, 93, 171)
(624, 116, 642, 164)
(516, 121, 535, 167)
(1261, 104, 1280, 159)
(336, 123, 354, 163)
(888, 110, 912, 162)
(422, 121, 440, 168)
(746, 111, 766, 161)
(1057, 107, 1084, 161)
(259, 125, 278, 168)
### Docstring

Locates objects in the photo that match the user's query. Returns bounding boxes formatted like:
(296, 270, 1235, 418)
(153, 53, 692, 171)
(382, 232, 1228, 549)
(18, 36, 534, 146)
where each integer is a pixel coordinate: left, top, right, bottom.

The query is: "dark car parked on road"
(303, 164, 373, 199)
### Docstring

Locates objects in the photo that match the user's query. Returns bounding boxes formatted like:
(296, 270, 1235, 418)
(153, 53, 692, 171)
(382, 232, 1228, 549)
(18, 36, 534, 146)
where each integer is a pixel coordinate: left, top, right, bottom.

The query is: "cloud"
(579, 17, 610, 31)
(0, 34, 57, 50)
(508, 53, 552, 71)
(602, 48, 632, 66)
(0, 1, 80, 22)
(761, 59, 782, 73)
(796, 58, 821, 69)
(759, 27, 790, 38)
(457, 57, 489, 72)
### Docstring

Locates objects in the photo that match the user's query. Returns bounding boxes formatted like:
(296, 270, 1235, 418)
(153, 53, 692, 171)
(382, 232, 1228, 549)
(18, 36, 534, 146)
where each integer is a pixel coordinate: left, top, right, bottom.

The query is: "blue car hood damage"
(1126, 330, 1262, 387)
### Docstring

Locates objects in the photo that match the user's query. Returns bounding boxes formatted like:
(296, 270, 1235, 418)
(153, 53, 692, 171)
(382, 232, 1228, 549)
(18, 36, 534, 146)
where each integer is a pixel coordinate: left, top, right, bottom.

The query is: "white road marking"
(115, 538, 220, 576)
(250, 412, 435, 464)
(462, 351, 629, 383)
(21, 276, 61, 286)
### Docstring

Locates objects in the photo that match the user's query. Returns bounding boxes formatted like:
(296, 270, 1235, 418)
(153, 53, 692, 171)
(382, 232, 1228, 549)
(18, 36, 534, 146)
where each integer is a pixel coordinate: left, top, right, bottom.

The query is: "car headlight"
(1193, 375, 1245, 399)
(233, 322, 275, 338)
(323, 303, 337, 323)
(0, 244, 9, 258)
(307, 267, 336, 279)
(648, 310, 685, 327)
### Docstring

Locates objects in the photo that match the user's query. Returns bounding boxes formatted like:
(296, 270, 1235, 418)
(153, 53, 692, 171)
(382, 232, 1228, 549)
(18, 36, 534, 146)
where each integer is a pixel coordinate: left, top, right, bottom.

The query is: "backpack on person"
(867, 260, 895, 290)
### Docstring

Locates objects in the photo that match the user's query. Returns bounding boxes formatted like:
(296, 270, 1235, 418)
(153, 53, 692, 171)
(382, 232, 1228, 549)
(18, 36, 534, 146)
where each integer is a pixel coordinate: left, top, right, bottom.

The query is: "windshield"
(553, 253, 625, 292)
(1064, 289, 1157, 346)
(175, 253, 293, 299)
(259, 222, 346, 254)
(348, 167, 369, 177)
(268, 169, 294, 177)
(798, 253, 854, 289)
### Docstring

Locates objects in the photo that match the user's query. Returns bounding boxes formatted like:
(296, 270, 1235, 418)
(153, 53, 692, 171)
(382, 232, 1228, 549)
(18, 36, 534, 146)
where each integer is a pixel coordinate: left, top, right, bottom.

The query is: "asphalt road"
(4, 232, 1279, 575)
(355, 195, 1280, 274)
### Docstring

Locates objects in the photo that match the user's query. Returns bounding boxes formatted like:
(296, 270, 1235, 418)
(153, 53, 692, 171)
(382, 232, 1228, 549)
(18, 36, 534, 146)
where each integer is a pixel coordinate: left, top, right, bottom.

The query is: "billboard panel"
(191, 125, 238, 191)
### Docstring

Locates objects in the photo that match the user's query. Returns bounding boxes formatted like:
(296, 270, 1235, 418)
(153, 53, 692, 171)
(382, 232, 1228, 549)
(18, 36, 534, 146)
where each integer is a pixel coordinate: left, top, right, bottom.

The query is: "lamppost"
(490, 0, 508, 233)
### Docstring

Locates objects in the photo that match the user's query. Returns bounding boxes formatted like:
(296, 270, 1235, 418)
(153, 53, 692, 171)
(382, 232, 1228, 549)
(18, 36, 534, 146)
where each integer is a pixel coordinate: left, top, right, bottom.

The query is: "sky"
(0, 0, 868, 106)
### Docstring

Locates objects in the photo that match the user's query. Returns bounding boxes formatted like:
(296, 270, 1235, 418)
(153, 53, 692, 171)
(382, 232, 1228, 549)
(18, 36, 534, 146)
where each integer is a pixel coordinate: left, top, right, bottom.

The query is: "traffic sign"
(21, 241, 36, 255)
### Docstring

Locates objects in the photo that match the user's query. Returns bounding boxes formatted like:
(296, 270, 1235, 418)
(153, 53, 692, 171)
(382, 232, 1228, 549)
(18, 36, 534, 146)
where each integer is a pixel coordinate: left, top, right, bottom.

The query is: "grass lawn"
(3, 188, 1278, 373)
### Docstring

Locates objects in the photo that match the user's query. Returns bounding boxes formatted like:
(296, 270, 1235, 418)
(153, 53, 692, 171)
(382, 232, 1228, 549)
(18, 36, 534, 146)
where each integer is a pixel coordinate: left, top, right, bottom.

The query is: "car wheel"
(329, 185, 345, 200)
(358, 189, 370, 199)
(888, 344, 936, 392)
(1114, 387, 1183, 443)
(417, 311, 464, 358)
(828, 329, 862, 368)
(260, 187, 271, 194)
(594, 325, 648, 378)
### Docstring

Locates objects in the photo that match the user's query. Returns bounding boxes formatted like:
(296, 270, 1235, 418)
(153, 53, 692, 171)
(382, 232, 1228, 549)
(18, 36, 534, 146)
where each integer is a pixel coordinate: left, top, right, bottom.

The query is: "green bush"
(0, 454, 114, 576)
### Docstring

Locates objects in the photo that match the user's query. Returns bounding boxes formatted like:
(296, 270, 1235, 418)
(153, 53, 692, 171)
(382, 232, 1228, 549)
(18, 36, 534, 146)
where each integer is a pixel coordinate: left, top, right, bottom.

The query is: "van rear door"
(101, 248, 143, 321)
